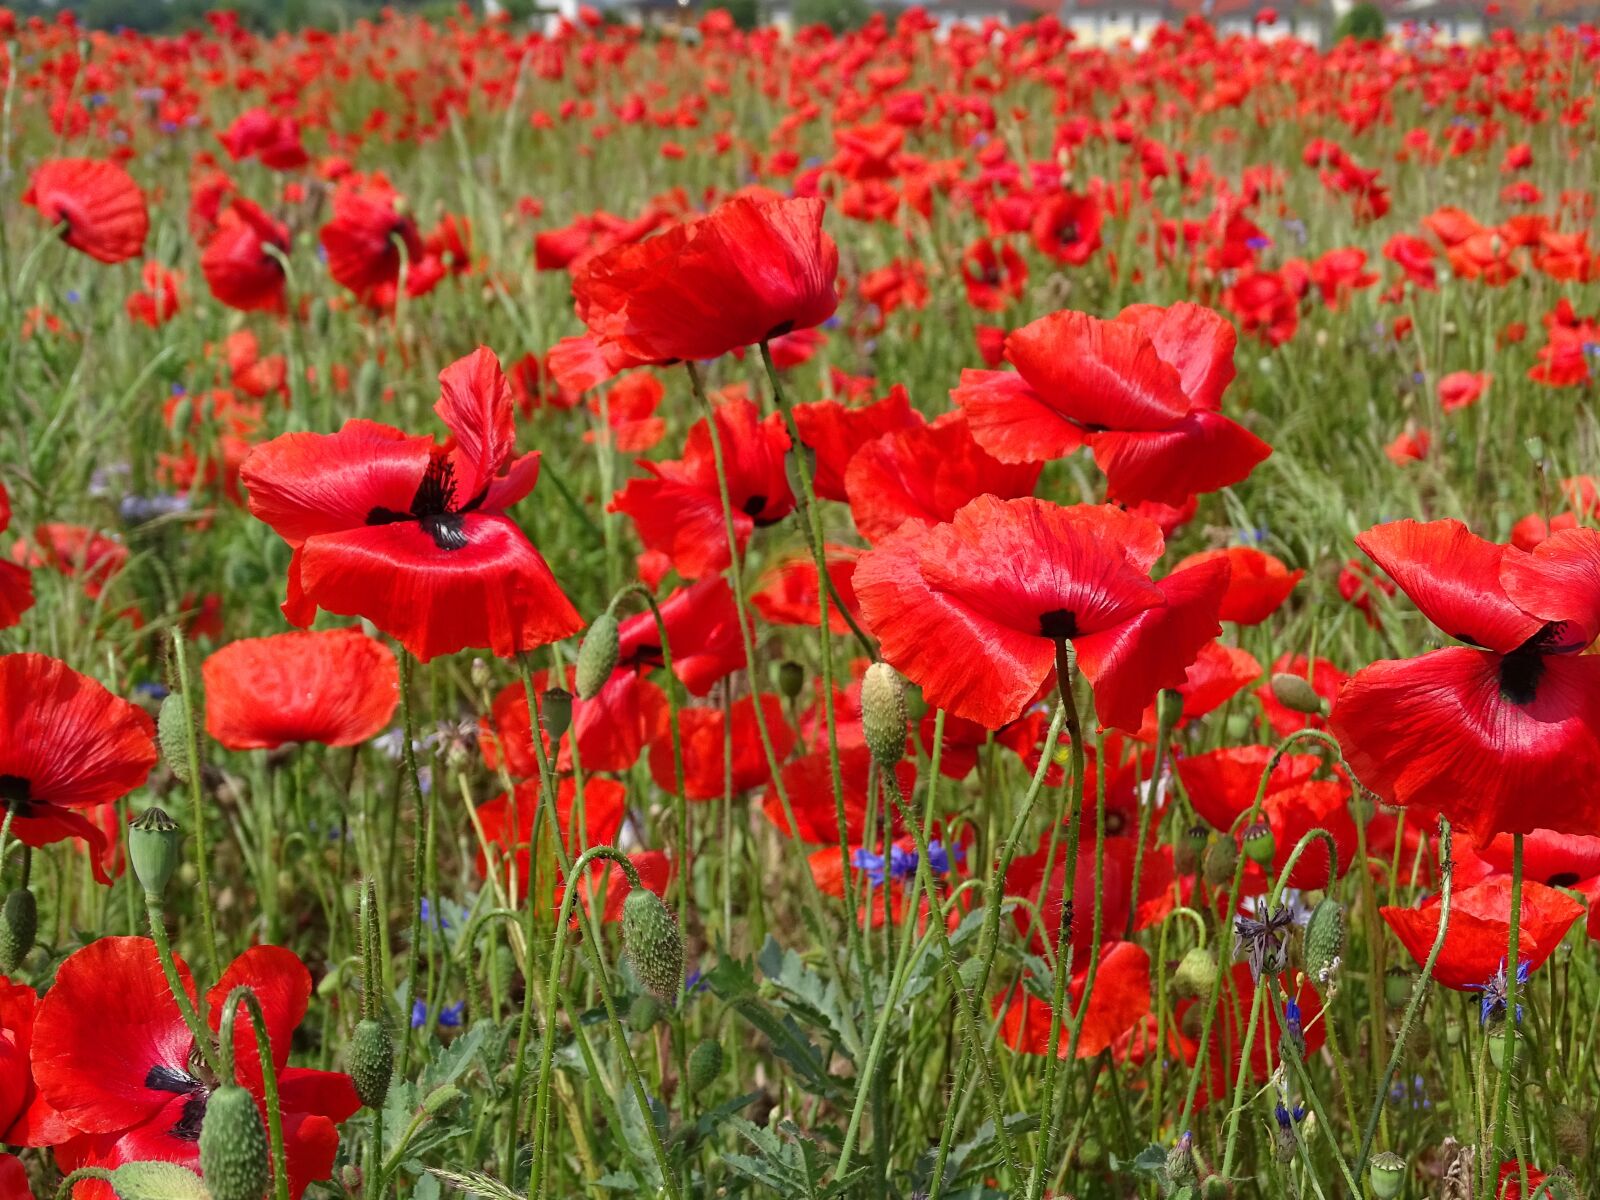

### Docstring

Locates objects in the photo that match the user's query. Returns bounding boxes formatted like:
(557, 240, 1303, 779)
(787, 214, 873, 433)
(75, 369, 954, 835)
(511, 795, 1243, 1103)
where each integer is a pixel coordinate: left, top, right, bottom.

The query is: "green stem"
(144, 893, 220, 1076)
(170, 629, 220, 979)
(218, 987, 291, 1200)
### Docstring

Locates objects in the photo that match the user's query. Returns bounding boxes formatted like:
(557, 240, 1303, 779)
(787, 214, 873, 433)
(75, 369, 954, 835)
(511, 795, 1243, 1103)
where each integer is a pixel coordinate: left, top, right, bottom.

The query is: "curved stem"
(218, 986, 291, 1200)
(144, 894, 220, 1076)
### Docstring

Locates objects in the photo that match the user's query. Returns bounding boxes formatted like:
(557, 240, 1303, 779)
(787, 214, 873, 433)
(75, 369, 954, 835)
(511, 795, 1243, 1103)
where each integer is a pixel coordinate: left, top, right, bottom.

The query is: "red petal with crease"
(1088, 409, 1271, 505)
(1382, 877, 1583, 989)
(1115, 301, 1238, 411)
(951, 368, 1086, 464)
(995, 941, 1152, 1060)
(1499, 526, 1600, 648)
(1005, 310, 1191, 430)
(793, 385, 920, 502)
(435, 347, 516, 502)
(207, 946, 310, 1092)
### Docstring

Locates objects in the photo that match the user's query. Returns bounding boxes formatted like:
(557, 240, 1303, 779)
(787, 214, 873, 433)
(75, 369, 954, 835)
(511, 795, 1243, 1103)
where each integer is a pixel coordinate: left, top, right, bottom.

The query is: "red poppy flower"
(0, 976, 68, 1147)
(792, 384, 919, 503)
(994, 941, 1151, 1060)
(572, 196, 838, 363)
(1174, 547, 1302, 625)
(614, 577, 746, 698)
(763, 745, 913, 844)
(752, 547, 863, 635)
(479, 669, 664, 778)
(1173, 964, 1324, 1108)
(1384, 234, 1440, 291)
(125, 262, 181, 327)
(242, 347, 581, 662)
(647, 694, 792, 800)
(960, 238, 1028, 311)
(610, 398, 794, 581)
(34, 938, 359, 1199)
(855, 496, 1226, 731)
(557, 850, 671, 926)
(0, 484, 32, 631)
(1006, 834, 1175, 957)
(476, 776, 627, 896)
(844, 412, 1040, 544)
(1256, 653, 1344, 736)
(12, 525, 126, 599)
(1385, 427, 1431, 466)
(1180, 745, 1355, 891)
(0, 1155, 29, 1200)
(1495, 1163, 1549, 1200)
(218, 109, 310, 171)
(201, 199, 289, 314)
(23, 159, 148, 264)
(0, 655, 156, 885)
(1438, 370, 1491, 412)
(954, 303, 1270, 505)
(1330, 520, 1600, 843)
(1381, 877, 1583, 990)
(202, 629, 398, 751)
(319, 179, 425, 302)
(1031, 190, 1103, 265)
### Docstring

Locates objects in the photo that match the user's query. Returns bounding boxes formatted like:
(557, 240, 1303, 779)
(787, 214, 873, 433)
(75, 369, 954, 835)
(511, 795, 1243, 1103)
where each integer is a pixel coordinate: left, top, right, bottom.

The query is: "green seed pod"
(130, 807, 184, 899)
(686, 1038, 723, 1097)
(1172, 946, 1218, 1000)
(1383, 968, 1412, 1009)
(1445, 1016, 1463, 1047)
(860, 662, 907, 769)
(1553, 1106, 1589, 1158)
(1200, 1176, 1229, 1200)
(576, 613, 620, 700)
(621, 887, 683, 1002)
(1487, 1025, 1518, 1070)
(1156, 688, 1185, 730)
(628, 993, 663, 1033)
(1202, 836, 1237, 887)
(349, 1016, 394, 1110)
(470, 658, 493, 692)
(1175, 824, 1209, 876)
(1269, 673, 1326, 717)
(540, 688, 573, 741)
(0, 889, 35, 972)
(776, 660, 804, 702)
(1368, 1151, 1406, 1200)
(1241, 821, 1275, 866)
(199, 1083, 270, 1200)
(157, 694, 194, 784)
(1302, 897, 1345, 981)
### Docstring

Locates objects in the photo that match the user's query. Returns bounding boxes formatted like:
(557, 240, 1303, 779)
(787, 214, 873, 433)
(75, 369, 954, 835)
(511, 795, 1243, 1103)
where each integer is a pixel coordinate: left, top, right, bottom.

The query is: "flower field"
(2, 5, 1600, 1199)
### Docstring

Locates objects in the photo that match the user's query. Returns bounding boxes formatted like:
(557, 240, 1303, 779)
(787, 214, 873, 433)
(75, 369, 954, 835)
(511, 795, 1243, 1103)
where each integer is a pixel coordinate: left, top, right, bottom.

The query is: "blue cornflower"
(1274, 1102, 1306, 1129)
(1466, 958, 1531, 1026)
(1283, 999, 1305, 1056)
(412, 999, 465, 1029)
(420, 898, 450, 930)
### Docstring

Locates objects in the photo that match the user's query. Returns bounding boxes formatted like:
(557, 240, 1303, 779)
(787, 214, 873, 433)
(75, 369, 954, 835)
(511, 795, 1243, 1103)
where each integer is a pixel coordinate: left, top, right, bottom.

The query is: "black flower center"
(1549, 872, 1581, 888)
(1038, 609, 1079, 640)
(1498, 646, 1545, 706)
(146, 1063, 210, 1143)
(0, 776, 33, 818)
(1057, 220, 1080, 244)
(366, 453, 475, 552)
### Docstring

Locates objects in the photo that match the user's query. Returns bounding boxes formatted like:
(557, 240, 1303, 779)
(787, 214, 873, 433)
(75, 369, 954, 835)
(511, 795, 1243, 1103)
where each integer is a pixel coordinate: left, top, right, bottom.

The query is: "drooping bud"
(130, 807, 183, 898)
(157, 694, 194, 784)
(0, 889, 35, 972)
(1202, 836, 1237, 887)
(1241, 821, 1275, 866)
(199, 1083, 271, 1200)
(1303, 897, 1345, 982)
(1171, 946, 1218, 1000)
(1175, 824, 1209, 876)
(628, 993, 663, 1033)
(860, 662, 907, 769)
(423, 1084, 464, 1116)
(1368, 1152, 1407, 1200)
(1270, 673, 1327, 717)
(540, 688, 574, 741)
(576, 614, 620, 700)
(686, 1038, 723, 1097)
(622, 887, 683, 1002)
(776, 660, 804, 702)
(349, 1016, 394, 1110)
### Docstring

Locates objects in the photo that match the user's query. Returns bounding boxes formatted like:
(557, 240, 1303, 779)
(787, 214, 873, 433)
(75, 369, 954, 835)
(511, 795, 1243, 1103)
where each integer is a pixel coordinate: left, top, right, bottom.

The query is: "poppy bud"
(687, 1038, 723, 1097)
(130, 807, 183, 899)
(1241, 821, 1275, 866)
(349, 1016, 394, 1110)
(339, 1165, 363, 1194)
(1156, 688, 1184, 729)
(1270, 673, 1326, 717)
(157, 693, 194, 784)
(1368, 1152, 1406, 1200)
(627, 993, 663, 1033)
(423, 1084, 464, 1116)
(1175, 824, 1209, 875)
(0, 888, 35, 972)
(1303, 898, 1344, 981)
(1202, 836, 1237, 887)
(1445, 1016, 1463, 1047)
(860, 662, 907, 769)
(199, 1083, 270, 1200)
(1172, 946, 1218, 1000)
(1384, 967, 1412, 1009)
(576, 613, 620, 700)
(622, 887, 683, 1002)
(540, 688, 573, 741)
(1524, 436, 1546, 463)
(776, 660, 804, 701)
(1553, 1106, 1589, 1158)
(1200, 1176, 1229, 1200)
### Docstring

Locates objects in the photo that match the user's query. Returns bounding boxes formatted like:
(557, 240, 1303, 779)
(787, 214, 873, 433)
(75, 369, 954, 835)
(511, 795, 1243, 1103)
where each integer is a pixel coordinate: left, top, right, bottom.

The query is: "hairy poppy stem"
(169, 629, 221, 980)
(1485, 831, 1526, 1199)
(397, 649, 431, 1080)
(218, 986, 292, 1200)
(143, 891, 221, 1077)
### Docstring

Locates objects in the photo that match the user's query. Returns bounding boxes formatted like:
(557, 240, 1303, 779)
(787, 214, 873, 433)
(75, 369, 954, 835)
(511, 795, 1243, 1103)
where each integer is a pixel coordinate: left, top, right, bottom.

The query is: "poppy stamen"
(1038, 608, 1080, 639)
(0, 775, 33, 818)
(144, 1063, 201, 1095)
(1498, 648, 1545, 706)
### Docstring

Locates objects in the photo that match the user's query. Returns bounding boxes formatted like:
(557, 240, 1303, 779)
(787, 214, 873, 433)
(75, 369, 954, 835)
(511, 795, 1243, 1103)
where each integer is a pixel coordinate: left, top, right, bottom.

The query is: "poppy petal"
(951, 368, 1087, 464)
(1005, 310, 1191, 431)
(1087, 410, 1271, 506)
(435, 347, 516, 503)
(1115, 301, 1238, 412)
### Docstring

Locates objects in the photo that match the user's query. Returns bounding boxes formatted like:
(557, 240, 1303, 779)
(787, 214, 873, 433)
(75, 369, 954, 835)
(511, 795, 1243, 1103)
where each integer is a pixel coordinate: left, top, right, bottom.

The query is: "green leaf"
(757, 935, 852, 1051)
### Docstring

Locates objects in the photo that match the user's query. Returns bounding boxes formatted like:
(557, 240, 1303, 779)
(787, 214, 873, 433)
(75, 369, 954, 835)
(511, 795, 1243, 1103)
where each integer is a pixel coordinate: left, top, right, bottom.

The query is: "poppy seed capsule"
(687, 1038, 723, 1097)
(1384, 967, 1412, 1009)
(1175, 824, 1209, 875)
(1241, 821, 1275, 866)
(1270, 673, 1327, 717)
(576, 613, 620, 700)
(627, 993, 663, 1033)
(540, 688, 573, 741)
(861, 662, 907, 769)
(1488, 1025, 1519, 1070)
(1303, 897, 1344, 980)
(1202, 836, 1237, 887)
(349, 1016, 394, 1110)
(1368, 1152, 1407, 1200)
(1172, 946, 1218, 1000)
(0, 889, 35, 972)
(199, 1083, 270, 1200)
(157, 694, 194, 784)
(129, 806, 183, 898)
(776, 660, 804, 702)
(621, 888, 683, 1002)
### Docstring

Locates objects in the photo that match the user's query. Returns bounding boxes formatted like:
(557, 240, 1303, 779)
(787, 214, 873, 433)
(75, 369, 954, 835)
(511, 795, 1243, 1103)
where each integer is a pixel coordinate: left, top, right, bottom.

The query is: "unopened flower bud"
(1166, 1132, 1197, 1186)
(1303, 897, 1345, 981)
(628, 993, 663, 1033)
(470, 658, 492, 691)
(1369, 1151, 1406, 1200)
(199, 1083, 270, 1200)
(860, 662, 907, 769)
(1202, 836, 1237, 887)
(423, 1083, 463, 1115)
(622, 887, 683, 1002)
(1384, 967, 1412, 1009)
(1270, 673, 1327, 717)
(576, 613, 620, 700)
(349, 1016, 394, 1109)
(687, 1038, 723, 1097)
(130, 807, 183, 898)
(540, 688, 573, 741)
(1488, 1024, 1518, 1070)
(1175, 824, 1209, 875)
(0, 889, 35, 972)
(157, 694, 194, 784)
(1172, 946, 1218, 1000)
(776, 660, 804, 701)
